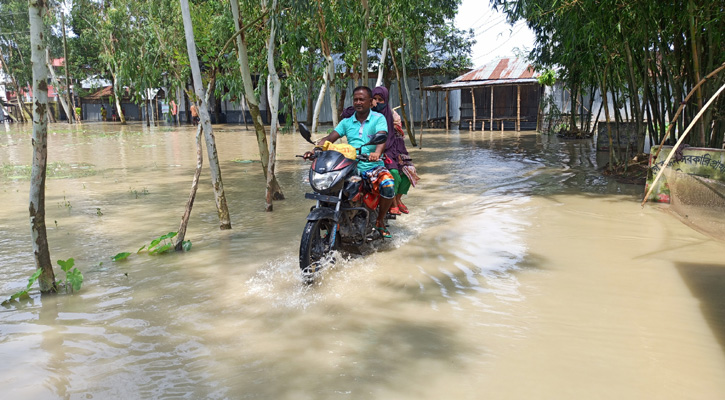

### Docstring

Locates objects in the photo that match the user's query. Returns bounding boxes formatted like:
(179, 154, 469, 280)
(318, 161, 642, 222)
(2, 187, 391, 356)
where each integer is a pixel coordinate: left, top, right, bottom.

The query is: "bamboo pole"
(445, 91, 449, 131)
(517, 85, 521, 131)
(650, 62, 725, 161)
(470, 89, 475, 131)
(490, 86, 494, 132)
(642, 82, 725, 206)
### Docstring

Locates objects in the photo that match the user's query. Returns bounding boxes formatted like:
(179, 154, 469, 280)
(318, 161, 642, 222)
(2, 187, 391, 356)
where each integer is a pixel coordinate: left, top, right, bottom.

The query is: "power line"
(473, 17, 511, 38)
(472, 14, 507, 34)
(473, 23, 527, 61)
(466, 13, 489, 30)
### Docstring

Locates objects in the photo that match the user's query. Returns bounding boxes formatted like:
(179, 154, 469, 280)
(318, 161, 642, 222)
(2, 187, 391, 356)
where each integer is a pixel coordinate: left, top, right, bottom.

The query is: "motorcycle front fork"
(316, 191, 343, 248)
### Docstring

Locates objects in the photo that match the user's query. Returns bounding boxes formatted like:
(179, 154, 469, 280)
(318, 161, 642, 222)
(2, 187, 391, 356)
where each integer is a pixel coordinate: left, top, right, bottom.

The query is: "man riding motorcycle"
(305, 86, 395, 238)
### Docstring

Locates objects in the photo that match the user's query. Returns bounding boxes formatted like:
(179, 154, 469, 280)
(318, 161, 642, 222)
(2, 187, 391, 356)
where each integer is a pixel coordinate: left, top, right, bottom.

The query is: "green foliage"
(57, 258, 84, 293)
(537, 69, 557, 87)
(2, 269, 42, 305)
(111, 252, 131, 261)
(126, 231, 192, 257)
(492, 0, 725, 150)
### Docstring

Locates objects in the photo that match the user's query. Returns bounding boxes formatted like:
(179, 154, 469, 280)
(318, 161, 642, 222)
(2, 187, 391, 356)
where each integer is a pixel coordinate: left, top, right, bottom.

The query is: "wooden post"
(471, 89, 476, 131)
(490, 86, 494, 132)
(517, 85, 521, 131)
(445, 90, 449, 131)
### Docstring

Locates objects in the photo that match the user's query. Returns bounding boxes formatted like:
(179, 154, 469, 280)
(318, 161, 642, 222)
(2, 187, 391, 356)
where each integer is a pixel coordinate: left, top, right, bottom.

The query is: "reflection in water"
(1, 122, 725, 399)
(677, 262, 725, 355)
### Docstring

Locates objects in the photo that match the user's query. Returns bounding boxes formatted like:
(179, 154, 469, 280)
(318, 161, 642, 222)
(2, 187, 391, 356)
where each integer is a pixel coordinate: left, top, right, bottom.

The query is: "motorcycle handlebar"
(297, 149, 388, 162)
(356, 153, 386, 161)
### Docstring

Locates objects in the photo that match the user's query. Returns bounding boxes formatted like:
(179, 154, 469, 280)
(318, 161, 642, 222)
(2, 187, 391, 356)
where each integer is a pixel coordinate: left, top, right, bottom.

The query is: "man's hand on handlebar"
(368, 152, 382, 162)
(302, 146, 323, 160)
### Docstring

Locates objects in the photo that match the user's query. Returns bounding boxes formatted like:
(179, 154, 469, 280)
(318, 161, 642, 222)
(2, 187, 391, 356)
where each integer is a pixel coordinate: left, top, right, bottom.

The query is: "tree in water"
(230, 0, 284, 201)
(179, 0, 232, 229)
(28, 0, 56, 292)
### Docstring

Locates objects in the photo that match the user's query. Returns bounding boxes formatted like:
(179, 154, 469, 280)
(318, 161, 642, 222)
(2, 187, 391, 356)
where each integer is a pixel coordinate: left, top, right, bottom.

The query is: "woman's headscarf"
(372, 86, 395, 142)
(372, 86, 408, 170)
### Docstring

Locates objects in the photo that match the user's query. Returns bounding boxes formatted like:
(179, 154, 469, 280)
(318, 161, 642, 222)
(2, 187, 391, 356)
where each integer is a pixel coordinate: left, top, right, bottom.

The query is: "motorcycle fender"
(306, 207, 338, 222)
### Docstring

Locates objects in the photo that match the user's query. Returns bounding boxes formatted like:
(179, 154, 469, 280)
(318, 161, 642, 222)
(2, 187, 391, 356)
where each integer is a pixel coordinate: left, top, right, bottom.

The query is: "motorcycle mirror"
(298, 123, 315, 145)
(365, 131, 388, 146)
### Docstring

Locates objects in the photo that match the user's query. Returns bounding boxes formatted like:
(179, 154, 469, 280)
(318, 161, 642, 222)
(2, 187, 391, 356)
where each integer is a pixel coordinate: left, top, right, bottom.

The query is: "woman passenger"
(371, 86, 412, 215)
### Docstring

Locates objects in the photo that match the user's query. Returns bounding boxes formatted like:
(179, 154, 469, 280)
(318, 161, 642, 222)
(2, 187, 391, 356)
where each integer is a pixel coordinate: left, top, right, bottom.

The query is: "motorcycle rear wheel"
(299, 219, 338, 274)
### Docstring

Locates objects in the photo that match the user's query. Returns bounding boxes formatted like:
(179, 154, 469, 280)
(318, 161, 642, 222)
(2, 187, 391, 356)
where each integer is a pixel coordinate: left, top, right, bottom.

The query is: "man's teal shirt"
(333, 110, 388, 172)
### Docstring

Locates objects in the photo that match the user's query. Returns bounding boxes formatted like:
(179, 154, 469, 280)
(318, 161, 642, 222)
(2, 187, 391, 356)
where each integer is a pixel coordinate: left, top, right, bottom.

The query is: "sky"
(454, 0, 536, 68)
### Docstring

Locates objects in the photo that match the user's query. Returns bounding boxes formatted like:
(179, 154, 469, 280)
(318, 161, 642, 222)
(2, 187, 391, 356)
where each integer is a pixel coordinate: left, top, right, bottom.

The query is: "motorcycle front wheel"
(299, 218, 338, 274)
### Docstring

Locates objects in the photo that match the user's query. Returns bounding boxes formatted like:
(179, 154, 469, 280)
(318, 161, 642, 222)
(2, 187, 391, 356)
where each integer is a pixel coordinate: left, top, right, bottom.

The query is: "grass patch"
(1, 162, 98, 180)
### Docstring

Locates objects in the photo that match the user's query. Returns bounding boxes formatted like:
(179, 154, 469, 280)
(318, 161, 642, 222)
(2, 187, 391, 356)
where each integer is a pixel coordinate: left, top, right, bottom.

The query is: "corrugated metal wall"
(219, 75, 461, 124)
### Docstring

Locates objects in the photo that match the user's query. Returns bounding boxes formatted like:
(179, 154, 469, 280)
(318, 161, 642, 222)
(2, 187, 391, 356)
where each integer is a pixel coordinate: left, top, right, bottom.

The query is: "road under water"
(1, 122, 724, 399)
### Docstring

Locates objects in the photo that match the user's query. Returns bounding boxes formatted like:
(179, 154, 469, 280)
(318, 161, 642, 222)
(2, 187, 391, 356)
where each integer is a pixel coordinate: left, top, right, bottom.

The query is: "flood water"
(1, 121, 724, 399)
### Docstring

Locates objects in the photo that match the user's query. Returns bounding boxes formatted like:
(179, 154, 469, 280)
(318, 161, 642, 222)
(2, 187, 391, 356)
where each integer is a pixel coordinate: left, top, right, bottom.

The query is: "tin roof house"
(425, 57, 542, 131)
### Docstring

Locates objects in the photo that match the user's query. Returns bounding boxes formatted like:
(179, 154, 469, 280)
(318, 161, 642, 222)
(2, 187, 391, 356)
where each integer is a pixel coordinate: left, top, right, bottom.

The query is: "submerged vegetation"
(2, 258, 84, 306)
(1, 162, 97, 181)
(112, 231, 192, 264)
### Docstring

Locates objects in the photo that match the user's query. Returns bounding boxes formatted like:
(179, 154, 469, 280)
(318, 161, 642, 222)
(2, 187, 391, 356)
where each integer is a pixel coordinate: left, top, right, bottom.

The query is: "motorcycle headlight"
(310, 170, 343, 192)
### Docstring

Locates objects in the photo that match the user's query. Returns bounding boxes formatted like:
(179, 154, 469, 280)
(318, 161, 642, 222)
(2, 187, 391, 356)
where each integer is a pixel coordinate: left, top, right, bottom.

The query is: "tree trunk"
(285, 66, 299, 135)
(173, 82, 214, 249)
(145, 96, 150, 126)
(29, 0, 56, 293)
(176, 122, 203, 251)
(361, 0, 370, 84)
(415, 51, 425, 146)
(325, 55, 339, 127)
(306, 59, 315, 124)
(265, 1, 281, 212)
(376, 38, 388, 88)
(176, 89, 183, 126)
(622, 38, 643, 151)
(599, 68, 618, 168)
(180, 0, 232, 229)
(569, 82, 577, 130)
(315, 2, 338, 128)
(337, 66, 349, 119)
(0, 46, 31, 122)
(389, 42, 414, 142)
(230, 0, 284, 199)
(311, 69, 327, 134)
(111, 70, 126, 124)
(239, 95, 248, 128)
(688, 0, 705, 145)
(0, 102, 17, 122)
(153, 96, 159, 126)
(61, 18, 73, 123)
(400, 35, 417, 146)
(45, 50, 72, 122)
(60, 12, 77, 124)
(47, 104, 56, 123)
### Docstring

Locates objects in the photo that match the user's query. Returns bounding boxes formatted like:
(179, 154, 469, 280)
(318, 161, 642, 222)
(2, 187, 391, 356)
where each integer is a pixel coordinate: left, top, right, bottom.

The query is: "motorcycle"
(296, 123, 394, 278)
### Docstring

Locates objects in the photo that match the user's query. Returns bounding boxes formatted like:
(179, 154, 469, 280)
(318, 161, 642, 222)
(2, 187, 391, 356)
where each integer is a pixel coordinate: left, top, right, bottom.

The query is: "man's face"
(353, 89, 372, 113)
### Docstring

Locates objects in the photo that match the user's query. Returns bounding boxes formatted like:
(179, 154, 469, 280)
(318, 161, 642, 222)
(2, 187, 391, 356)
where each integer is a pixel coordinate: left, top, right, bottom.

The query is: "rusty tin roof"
(424, 57, 540, 91)
(454, 57, 538, 82)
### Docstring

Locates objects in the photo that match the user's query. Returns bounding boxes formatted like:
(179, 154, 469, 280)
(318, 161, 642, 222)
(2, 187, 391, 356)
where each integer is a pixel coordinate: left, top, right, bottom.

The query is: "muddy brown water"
(1, 122, 724, 399)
